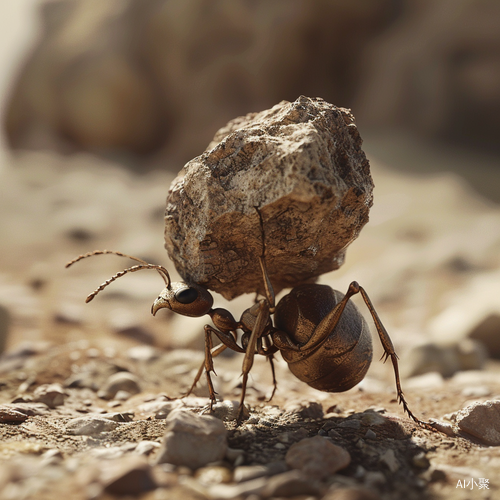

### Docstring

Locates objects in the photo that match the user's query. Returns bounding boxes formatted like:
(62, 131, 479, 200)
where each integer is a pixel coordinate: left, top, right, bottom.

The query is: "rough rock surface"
(164, 96, 373, 299)
(155, 409, 228, 468)
(455, 400, 500, 446)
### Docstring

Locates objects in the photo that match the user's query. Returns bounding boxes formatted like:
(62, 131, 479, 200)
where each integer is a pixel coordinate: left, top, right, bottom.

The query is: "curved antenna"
(66, 250, 171, 295)
(85, 264, 171, 302)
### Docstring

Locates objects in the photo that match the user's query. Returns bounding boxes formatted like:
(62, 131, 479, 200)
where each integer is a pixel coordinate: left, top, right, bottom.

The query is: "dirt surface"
(1, 150, 500, 499)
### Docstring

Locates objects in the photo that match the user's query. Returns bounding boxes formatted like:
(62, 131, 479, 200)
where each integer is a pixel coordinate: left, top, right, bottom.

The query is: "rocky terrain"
(0, 146, 499, 500)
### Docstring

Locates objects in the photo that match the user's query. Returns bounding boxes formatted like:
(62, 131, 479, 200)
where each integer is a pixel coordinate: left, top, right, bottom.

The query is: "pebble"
(126, 345, 161, 362)
(468, 313, 500, 358)
(261, 470, 321, 498)
(401, 340, 486, 378)
(155, 409, 228, 469)
(100, 411, 134, 422)
(363, 470, 386, 486)
(285, 436, 351, 479)
(53, 303, 84, 325)
(412, 452, 430, 469)
(283, 401, 324, 420)
(201, 400, 249, 422)
(379, 449, 399, 473)
(460, 385, 491, 398)
(364, 429, 377, 439)
(135, 441, 160, 455)
(338, 419, 362, 430)
(99, 456, 157, 495)
(357, 411, 388, 426)
(195, 465, 233, 484)
(33, 383, 67, 408)
(3, 402, 49, 416)
(0, 406, 29, 423)
(233, 465, 270, 483)
(97, 371, 142, 399)
(65, 417, 121, 435)
(455, 400, 500, 445)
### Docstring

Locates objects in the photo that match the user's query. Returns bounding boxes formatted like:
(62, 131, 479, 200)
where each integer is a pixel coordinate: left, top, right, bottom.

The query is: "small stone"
(285, 435, 351, 479)
(412, 452, 430, 469)
(127, 345, 161, 362)
(40, 449, 64, 466)
(135, 441, 160, 455)
(261, 470, 321, 498)
(101, 412, 134, 422)
(364, 429, 377, 439)
(33, 383, 67, 408)
(358, 411, 387, 426)
(283, 401, 324, 420)
(99, 457, 156, 495)
(460, 385, 491, 398)
(155, 409, 228, 469)
(65, 417, 121, 435)
(401, 341, 486, 379)
(455, 400, 500, 445)
(338, 419, 361, 430)
(404, 372, 444, 391)
(468, 313, 500, 358)
(114, 390, 132, 401)
(201, 400, 249, 422)
(98, 371, 142, 399)
(233, 465, 269, 483)
(4, 402, 49, 416)
(195, 465, 232, 484)
(364, 471, 386, 486)
(428, 419, 456, 437)
(0, 406, 28, 423)
(53, 303, 85, 325)
(225, 447, 245, 466)
(379, 449, 399, 473)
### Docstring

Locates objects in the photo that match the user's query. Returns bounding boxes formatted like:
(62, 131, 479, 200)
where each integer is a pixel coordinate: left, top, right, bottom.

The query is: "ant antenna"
(65, 250, 171, 301)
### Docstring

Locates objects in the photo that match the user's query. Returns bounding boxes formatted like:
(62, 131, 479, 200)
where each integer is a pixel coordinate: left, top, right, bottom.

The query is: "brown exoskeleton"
(66, 233, 425, 426)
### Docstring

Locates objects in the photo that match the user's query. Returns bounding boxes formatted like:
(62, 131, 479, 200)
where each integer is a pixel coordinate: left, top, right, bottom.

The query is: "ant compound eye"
(175, 287, 199, 304)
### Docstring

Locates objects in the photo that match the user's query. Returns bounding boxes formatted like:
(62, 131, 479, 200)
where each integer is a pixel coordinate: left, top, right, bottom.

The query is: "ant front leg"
(200, 325, 245, 409)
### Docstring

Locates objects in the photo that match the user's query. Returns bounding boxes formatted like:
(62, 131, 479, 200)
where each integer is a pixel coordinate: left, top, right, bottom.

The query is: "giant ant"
(66, 211, 427, 426)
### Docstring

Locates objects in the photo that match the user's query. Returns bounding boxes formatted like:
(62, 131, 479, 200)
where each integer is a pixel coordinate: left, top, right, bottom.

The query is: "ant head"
(152, 282, 214, 317)
(66, 250, 214, 318)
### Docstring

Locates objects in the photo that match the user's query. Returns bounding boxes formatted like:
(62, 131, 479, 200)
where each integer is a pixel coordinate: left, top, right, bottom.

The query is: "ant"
(66, 211, 427, 426)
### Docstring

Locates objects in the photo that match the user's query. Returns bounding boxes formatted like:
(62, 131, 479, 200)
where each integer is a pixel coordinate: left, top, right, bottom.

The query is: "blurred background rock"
(0, 0, 499, 380)
(2, 0, 500, 196)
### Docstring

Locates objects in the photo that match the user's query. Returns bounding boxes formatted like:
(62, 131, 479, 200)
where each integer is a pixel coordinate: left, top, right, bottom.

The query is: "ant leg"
(266, 353, 278, 401)
(203, 326, 218, 409)
(257, 337, 278, 401)
(237, 300, 270, 422)
(273, 283, 360, 354)
(184, 342, 228, 398)
(357, 284, 426, 426)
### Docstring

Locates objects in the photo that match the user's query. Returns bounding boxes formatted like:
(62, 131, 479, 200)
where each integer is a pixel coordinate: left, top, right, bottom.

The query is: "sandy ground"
(0, 148, 499, 499)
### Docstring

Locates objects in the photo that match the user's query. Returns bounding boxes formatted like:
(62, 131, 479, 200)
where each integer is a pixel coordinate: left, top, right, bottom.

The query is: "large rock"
(164, 96, 373, 299)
